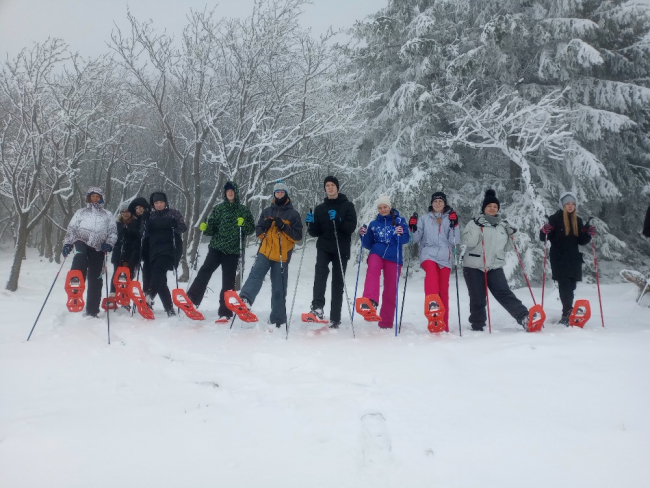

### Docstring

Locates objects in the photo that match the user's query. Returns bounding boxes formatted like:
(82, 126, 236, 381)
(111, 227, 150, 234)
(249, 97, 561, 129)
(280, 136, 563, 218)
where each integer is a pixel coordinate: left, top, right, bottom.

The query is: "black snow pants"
(71, 242, 105, 315)
(148, 255, 175, 312)
(311, 248, 348, 322)
(463, 267, 528, 329)
(557, 278, 577, 315)
(187, 248, 239, 317)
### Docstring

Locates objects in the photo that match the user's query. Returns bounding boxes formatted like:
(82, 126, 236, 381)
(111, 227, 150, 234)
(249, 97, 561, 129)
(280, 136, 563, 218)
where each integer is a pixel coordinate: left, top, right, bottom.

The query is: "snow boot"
(328, 320, 341, 329)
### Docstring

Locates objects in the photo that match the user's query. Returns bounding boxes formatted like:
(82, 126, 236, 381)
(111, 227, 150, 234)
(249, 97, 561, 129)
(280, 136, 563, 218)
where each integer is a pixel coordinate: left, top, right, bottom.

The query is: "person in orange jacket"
(239, 181, 303, 328)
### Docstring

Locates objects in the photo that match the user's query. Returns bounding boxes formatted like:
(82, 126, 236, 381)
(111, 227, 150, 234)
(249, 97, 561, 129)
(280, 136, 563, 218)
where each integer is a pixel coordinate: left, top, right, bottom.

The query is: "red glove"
(586, 225, 596, 237)
(448, 211, 458, 228)
(408, 214, 418, 232)
(542, 223, 554, 235)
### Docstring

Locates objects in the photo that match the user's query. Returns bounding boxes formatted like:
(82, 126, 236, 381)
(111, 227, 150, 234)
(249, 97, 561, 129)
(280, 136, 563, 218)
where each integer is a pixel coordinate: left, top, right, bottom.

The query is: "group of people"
(62, 178, 597, 331)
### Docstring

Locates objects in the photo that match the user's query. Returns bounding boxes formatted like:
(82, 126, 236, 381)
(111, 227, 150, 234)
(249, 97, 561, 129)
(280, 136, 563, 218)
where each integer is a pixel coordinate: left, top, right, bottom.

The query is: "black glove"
(100, 243, 113, 253)
(261, 218, 273, 232)
(62, 244, 73, 257)
(274, 217, 286, 231)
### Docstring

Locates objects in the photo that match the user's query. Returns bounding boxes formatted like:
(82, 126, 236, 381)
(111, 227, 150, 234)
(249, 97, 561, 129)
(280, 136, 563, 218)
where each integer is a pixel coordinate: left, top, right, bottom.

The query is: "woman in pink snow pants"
(409, 191, 460, 331)
(358, 195, 409, 328)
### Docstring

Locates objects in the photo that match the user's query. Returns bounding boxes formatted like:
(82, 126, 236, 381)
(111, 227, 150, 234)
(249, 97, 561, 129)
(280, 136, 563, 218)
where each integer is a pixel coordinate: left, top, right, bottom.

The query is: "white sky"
(0, 0, 384, 59)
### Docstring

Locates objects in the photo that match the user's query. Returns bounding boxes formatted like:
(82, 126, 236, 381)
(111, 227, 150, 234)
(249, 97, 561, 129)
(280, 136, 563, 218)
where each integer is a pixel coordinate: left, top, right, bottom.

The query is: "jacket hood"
(85, 186, 105, 205)
(128, 197, 150, 215)
(223, 181, 240, 204)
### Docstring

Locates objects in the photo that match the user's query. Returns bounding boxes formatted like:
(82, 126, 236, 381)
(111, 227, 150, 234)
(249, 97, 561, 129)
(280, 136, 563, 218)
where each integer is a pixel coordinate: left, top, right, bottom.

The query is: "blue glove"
(101, 243, 113, 253)
(328, 209, 336, 220)
(62, 244, 73, 257)
(305, 212, 314, 224)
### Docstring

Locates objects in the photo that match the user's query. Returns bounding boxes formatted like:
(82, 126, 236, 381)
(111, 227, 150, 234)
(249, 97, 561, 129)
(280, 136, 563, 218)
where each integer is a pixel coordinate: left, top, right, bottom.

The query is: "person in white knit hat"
(357, 195, 409, 329)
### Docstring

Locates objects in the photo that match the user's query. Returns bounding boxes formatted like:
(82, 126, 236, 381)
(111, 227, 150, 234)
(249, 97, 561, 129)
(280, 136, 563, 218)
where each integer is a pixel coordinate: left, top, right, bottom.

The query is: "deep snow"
(1, 243, 649, 488)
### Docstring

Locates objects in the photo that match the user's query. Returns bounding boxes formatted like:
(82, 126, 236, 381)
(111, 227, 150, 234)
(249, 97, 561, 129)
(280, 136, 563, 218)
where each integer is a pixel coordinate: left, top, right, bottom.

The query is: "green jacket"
(204, 181, 255, 255)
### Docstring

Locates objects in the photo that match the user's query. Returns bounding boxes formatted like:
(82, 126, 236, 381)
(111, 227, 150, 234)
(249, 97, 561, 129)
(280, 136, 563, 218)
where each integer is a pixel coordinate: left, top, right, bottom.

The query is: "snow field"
(1, 244, 649, 488)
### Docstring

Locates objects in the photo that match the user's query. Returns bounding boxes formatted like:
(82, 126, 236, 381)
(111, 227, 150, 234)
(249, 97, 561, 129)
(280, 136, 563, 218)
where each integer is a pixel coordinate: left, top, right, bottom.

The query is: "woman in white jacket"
(462, 189, 529, 331)
(410, 192, 460, 331)
(62, 187, 117, 317)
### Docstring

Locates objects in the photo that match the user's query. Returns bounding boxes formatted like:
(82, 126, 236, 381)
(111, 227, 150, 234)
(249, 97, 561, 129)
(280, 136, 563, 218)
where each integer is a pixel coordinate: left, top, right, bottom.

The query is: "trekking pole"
(278, 228, 289, 337)
(394, 233, 400, 337)
(541, 216, 550, 309)
(104, 252, 111, 345)
(510, 234, 537, 305)
(287, 209, 311, 339)
(27, 255, 69, 341)
(351, 233, 365, 328)
(171, 229, 180, 317)
(333, 220, 355, 338)
(398, 235, 413, 334)
(480, 228, 492, 334)
(453, 228, 462, 337)
(591, 233, 605, 328)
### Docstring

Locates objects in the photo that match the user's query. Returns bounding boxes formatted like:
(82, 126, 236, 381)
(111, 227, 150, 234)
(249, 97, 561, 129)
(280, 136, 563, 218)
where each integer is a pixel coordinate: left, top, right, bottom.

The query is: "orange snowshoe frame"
(171, 289, 204, 321)
(128, 280, 154, 320)
(301, 313, 328, 324)
(65, 270, 85, 312)
(569, 300, 591, 328)
(113, 266, 132, 306)
(101, 297, 118, 311)
(527, 304, 546, 332)
(224, 290, 258, 323)
(355, 297, 381, 322)
(424, 294, 446, 333)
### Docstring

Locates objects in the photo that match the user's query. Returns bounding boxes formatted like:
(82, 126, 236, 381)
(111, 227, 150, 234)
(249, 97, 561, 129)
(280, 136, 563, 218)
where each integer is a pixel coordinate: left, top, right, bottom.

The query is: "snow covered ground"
(1, 243, 649, 488)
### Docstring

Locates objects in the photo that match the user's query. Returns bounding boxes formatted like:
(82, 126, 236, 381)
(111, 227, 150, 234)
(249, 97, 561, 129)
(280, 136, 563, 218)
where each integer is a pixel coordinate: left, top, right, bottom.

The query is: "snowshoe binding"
(171, 288, 204, 321)
(355, 297, 381, 322)
(569, 300, 591, 328)
(424, 294, 446, 333)
(65, 270, 85, 312)
(224, 290, 258, 323)
(302, 307, 328, 324)
(101, 296, 118, 311)
(526, 304, 546, 332)
(113, 266, 132, 307)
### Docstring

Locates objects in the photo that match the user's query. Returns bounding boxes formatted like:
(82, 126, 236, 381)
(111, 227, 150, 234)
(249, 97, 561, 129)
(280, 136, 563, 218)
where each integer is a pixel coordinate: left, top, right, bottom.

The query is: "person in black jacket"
(540, 191, 596, 325)
(305, 176, 357, 328)
(644, 206, 650, 238)
(141, 191, 187, 317)
(110, 203, 141, 295)
(128, 197, 151, 295)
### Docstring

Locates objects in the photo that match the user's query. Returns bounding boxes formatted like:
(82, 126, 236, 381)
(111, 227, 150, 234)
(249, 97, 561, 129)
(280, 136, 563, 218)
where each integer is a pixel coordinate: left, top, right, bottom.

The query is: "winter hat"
(85, 186, 104, 204)
(431, 191, 447, 205)
(119, 202, 130, 212)
(559, 191, 577, 209)
(481, 189, 500, 212)
(128, 197, 150, 215)
(273, 180, 289, 198)
(376, 194, 391, 208)
(224, 181, 235, 192)
(324, 175, 340, 191)
(149, 191, 168, 208)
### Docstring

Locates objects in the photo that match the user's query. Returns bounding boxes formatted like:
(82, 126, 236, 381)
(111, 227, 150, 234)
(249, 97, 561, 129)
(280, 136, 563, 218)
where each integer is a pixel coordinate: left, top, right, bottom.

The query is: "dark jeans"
(557, 278, 577, 315)
(311, 248, 348, 322)
(71, 242, 105, 315)
(240, 254, 289, 325)
(463, 267, 528, 328)
(187, 248, 239, 317)
(148, 255, 175, 311)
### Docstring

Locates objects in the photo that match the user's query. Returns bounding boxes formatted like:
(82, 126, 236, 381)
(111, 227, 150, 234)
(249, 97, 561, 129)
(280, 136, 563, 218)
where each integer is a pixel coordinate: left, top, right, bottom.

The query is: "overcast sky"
(0, 0, 384, 59)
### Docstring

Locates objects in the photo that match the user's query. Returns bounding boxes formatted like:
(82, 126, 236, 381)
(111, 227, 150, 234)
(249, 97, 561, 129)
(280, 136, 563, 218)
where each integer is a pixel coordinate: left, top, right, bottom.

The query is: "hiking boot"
(518, 314, 529, 331)
(328, 320, 341, 329)
(310, 306, 325, 320)
(242, 297, 252, 309)
(83, 311, 99, 318)
(559, 311, 570, 326)
(145, 294, 155, 309)
(471, 323, 484, 331)
(166, 308, 177, 317)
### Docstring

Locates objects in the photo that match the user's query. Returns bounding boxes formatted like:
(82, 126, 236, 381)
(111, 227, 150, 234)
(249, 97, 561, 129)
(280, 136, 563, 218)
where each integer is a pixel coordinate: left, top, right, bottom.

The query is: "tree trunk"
(6, 214, 29, 291)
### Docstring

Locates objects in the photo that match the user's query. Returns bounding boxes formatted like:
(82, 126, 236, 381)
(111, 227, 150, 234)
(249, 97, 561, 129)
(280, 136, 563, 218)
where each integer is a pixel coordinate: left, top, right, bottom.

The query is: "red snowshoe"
(424, 294, 446, 333)
(113, 266, 132, 307)
(128, 280, 155, 320)
(171, 288, 204, 321)
(215, 317, 231, 324)
(301, 312, 328, 324)
(224, 290, 258, 323)
(527, 304, 546, 332)
(569, 300, 591, 328)
(101, 296, 118, 311)
(355, 297, 381, 322)
(65, 270, 85, 312)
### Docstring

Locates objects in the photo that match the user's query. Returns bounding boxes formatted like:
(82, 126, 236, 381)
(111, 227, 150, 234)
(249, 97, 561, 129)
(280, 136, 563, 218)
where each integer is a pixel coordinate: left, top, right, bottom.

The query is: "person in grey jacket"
(461, 189, 529, 331)
(62, 187, 118, 317)
(410, 191, 460, 331)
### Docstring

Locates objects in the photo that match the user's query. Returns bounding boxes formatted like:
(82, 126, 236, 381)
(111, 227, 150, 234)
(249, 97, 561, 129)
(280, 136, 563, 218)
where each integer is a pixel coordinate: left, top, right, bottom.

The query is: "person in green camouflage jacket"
(187, 181, 255, 318)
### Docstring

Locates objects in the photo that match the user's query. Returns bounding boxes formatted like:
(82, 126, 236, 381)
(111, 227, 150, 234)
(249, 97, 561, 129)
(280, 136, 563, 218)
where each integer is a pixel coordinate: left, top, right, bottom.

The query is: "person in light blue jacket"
(410, 192, 460, 331)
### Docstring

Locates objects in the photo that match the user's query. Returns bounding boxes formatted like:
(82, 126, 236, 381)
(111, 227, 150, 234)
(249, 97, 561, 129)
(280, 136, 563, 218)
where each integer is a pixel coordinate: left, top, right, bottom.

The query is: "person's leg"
(421, 260, 438, 296)
(487, 268, 529, 323)
(330, 252, 348, 323)
(218, 253, 239, 317)
(186, 248, 222, 306)
(557, 278, 576, 316)
(463, 267, 487, 330)
(70, 242, 89, 277)
(438, 265, 452, 331)
(378, 259, 401, 329)
(362, 253, 383, 304)
(149, 256, 174, 311)
(269, 260, 289, 325)
(239, 254, 272, 305)
(85, 248, 105, 315)
(311, 248, 331, 312)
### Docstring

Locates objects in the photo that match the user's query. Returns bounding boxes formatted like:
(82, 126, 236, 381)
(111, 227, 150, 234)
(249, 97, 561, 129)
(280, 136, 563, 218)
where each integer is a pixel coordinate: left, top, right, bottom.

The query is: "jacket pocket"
(495, 251, 505, 262)
(469, 253, 481, 257)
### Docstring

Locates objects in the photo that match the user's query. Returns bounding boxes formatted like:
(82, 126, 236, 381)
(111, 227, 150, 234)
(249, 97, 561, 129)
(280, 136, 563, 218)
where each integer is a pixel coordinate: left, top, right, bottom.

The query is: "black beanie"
(324, 175, 339, 191)
(224, 181, 235, 192)
(481, 189, 500, 212)
(431, 191, 447, 205)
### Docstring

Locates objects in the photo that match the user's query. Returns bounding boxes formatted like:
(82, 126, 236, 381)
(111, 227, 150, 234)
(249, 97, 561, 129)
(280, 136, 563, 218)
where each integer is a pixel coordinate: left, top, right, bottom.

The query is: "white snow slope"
(1, 244, 649, 488)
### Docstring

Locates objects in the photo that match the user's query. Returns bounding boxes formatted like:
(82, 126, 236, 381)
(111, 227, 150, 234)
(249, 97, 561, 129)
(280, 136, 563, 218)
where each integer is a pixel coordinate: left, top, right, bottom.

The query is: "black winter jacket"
(539, 210, 591, 281)
(142, 207, 187, 267)
(111, 218, 141, 268)
(307, 193, 357, 259)
(643, 206, 650, 238)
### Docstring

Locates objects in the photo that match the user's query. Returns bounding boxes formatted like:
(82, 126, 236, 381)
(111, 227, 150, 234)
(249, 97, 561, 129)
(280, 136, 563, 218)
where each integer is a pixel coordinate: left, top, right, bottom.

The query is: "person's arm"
(63, 211, 81, 245)
(461, 219, 482, 248)
(280, 210, 303, 243)
(338, 202, 358, 235)
(204, 207, 219, 237)
(242, 207, 256, 237)
(643, 207, 650, 237)
(307, 206, 322, 238)
(106, 214, 118, 246)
